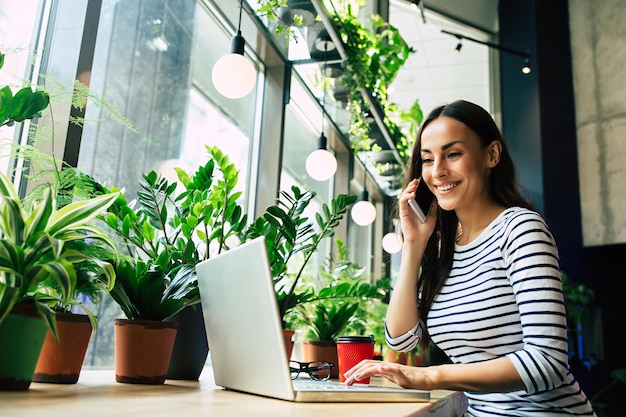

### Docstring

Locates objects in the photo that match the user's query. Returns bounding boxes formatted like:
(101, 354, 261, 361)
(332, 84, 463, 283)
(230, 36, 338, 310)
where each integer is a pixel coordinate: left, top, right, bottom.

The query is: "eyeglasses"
(289, 360, 333, 381)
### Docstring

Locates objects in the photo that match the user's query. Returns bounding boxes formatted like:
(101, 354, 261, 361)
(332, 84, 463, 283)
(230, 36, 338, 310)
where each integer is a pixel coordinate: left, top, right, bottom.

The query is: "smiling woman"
(346, 100, 598, 416)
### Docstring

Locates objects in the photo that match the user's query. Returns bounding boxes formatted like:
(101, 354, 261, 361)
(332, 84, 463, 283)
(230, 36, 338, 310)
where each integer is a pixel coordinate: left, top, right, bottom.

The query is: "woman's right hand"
(399, 179, 438, 245)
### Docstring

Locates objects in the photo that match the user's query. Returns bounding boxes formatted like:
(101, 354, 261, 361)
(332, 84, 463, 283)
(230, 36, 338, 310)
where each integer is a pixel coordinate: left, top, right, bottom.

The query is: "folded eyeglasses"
(289, 360, 334, 381)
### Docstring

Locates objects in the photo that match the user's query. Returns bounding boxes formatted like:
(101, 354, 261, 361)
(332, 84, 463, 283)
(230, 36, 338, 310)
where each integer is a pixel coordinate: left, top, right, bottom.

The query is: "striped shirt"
(387, 207, 596, 416)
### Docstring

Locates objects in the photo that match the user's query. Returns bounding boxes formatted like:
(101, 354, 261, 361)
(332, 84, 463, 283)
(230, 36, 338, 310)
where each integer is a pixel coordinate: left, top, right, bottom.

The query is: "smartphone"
(407, 178, 435, 223)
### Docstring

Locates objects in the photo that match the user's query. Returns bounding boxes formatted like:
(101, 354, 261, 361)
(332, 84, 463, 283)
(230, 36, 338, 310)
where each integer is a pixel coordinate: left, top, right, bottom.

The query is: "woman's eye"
(421, 156, 433, 164)
(448, 152, 462, 159)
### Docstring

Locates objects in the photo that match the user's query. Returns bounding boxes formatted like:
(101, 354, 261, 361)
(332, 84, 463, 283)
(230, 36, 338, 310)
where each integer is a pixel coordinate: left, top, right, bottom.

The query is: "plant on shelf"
(254, 0, 304, 42)
(331, 11, 414, 159)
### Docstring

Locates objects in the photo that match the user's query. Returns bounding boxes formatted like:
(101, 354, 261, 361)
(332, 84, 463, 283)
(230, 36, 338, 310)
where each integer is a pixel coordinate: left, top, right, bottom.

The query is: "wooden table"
(1, 368, 468, 417)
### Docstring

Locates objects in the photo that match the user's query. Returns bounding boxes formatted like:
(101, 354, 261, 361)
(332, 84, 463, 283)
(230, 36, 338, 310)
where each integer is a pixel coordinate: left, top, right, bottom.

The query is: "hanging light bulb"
(212, 1, 257, 99)
(306, 133, 337, 181)
(382, 231, 402, 254)
(305, 37, 337, 182)
(521, 58, 531, 74)
(351, 188, 376, 226)
(454, 36, 462, 53)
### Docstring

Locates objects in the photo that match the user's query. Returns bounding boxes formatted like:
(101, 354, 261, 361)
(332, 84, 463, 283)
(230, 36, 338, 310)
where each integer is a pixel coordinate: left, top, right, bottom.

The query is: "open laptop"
(196, 236, 430, 402)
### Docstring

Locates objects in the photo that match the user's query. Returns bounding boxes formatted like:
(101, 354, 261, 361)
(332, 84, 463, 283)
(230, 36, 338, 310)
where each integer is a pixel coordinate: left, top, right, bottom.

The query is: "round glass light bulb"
(305, 149, 337, 181)
(351, 200, 377, 226)
(212, 53, 256, 99)
(382, 232, 402, 254)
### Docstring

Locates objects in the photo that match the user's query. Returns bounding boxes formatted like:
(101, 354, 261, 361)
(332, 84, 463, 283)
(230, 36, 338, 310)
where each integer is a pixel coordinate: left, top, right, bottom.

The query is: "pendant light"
(382, 219, 402, 254)
(305, 36, 337, 181)
(212, 0, 257, 99)
(351, 168, 377, 226)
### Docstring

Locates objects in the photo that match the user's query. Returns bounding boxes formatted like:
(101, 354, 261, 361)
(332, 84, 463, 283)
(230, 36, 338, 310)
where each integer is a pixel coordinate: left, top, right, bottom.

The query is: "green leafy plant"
(0, 171, 118, 339)
(331, 11, 414, 159)
(292, 239, 391, 341)
(108, 255, 198, 321)
(99, 145, 247, 321)
(254, 0, 303, 42)
(242, 185, 357, 328)
(590, 367, 626, 414)
(293, 239, 392, 341)
(0, 51, 50, 128)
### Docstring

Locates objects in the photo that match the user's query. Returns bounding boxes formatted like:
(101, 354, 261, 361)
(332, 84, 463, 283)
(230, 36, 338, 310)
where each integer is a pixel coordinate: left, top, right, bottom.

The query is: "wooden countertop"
(1, 368, 467, 417)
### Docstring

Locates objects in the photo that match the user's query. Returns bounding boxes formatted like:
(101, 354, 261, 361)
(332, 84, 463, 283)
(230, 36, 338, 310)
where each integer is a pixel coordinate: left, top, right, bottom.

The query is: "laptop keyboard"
(293, 379, 405, 392)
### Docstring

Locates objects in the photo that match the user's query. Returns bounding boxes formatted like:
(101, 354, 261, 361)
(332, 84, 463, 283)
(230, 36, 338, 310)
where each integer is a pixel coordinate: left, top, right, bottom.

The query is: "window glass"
(0, 0, 47, 177)
(71, 0, 258, 368)
(281, 72, 335, 281)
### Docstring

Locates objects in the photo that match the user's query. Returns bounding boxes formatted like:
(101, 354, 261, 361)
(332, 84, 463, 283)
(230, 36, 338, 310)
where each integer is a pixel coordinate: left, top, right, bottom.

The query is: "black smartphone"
(407, 178, 435, 223)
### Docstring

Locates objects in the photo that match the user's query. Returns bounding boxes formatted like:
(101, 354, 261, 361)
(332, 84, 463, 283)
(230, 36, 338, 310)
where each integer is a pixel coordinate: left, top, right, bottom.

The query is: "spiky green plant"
(0, 172, 118, 339)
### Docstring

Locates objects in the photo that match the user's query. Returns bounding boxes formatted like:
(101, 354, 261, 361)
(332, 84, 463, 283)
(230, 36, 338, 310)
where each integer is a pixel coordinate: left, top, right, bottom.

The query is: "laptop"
(196, 236, 430, 403)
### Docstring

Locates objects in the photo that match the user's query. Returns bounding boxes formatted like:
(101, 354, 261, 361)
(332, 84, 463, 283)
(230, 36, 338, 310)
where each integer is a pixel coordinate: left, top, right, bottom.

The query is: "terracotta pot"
(33, 312, 92, 384)
(283, 329, 295, 360)
(385, 349, 423, 366)
(114, 319, 178, 384)
(301, 341, 339, 378)
(0, 303, 48, 390)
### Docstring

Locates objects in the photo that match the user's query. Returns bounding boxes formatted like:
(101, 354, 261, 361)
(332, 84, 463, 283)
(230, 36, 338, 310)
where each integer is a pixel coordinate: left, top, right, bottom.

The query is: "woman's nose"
(432, 159, 447, 178)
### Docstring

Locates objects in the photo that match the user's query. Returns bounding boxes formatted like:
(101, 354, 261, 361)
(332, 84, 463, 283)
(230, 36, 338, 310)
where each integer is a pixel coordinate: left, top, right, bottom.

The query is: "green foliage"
(330, 11, 416, 163)
(292, 238, 392, 342)
(108, 256, 199, 321)
(242, 186, 357, 327)
(0, 171, 118, 339)
(561, 271, 594, 328)
(254, 0, 302, 42)
(0, 85, 49, 128)
(99, 145, 247, 321)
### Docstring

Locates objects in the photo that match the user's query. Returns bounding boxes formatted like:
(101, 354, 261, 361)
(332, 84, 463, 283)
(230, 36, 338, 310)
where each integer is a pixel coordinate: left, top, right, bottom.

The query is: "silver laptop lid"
(196, 236, 295, 401)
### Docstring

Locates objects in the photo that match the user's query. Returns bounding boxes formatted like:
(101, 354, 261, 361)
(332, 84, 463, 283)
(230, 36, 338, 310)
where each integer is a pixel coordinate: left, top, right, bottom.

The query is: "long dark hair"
(402, 100, 533, 352)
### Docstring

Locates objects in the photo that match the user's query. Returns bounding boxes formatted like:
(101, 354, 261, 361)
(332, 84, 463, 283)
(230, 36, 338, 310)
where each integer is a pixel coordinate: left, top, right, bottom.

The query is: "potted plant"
(0, 171, 118, 390)
(98, 145, 247, 382)
(19, 168, 118, 384)
(32, 234, 117, 384)
(241, 185, 357, 357)
(293, 239, 391, 377)
(0, 55, 119, 389)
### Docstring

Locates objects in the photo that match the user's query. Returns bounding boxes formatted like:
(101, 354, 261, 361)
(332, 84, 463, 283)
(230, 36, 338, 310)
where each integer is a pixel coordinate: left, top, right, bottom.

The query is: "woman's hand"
(399, 179, 438, 245)
(342, 359, 436, 390)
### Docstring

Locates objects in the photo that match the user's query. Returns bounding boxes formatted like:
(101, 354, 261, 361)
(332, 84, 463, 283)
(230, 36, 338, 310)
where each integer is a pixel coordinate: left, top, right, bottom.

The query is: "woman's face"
(419, 116, 494, 213)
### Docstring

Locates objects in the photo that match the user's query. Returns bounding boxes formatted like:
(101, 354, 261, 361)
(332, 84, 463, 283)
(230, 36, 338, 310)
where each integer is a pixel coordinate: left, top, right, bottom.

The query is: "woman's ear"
(486, 140, 502, 168)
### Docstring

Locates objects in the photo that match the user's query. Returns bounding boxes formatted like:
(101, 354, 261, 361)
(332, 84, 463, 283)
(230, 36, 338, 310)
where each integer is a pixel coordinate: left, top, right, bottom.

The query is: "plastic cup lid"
(337, 335, 375, 343)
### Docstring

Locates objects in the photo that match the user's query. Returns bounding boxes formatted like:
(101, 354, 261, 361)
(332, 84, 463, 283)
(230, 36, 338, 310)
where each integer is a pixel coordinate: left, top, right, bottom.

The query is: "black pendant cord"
(237, 0, 243, 34)
(321, 42, 328, 134)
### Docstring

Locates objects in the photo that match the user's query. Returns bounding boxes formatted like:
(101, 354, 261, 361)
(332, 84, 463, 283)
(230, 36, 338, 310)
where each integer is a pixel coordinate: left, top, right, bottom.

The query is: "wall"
(570, 0, 626, 247)
(500, 1, 624, 413)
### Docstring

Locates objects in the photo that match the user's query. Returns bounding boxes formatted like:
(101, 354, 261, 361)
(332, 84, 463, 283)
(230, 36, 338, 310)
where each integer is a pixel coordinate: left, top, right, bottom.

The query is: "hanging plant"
(330, 11, 416, 163)
(255, 0, 304, 42)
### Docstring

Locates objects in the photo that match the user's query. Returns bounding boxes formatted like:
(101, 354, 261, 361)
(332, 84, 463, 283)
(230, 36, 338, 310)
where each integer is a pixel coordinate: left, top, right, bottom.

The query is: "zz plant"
(242, 185, 357, 328)
(293, 238, 392, 342)
(100, 145, 247, 321)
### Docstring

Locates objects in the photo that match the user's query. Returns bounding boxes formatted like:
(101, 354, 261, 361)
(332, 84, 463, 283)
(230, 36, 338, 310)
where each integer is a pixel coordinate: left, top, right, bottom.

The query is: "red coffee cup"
(336, 335, 375, 384)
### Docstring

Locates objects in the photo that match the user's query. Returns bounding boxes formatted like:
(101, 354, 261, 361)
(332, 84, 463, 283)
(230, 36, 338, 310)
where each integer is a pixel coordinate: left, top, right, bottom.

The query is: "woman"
(343, 100, 596, 416)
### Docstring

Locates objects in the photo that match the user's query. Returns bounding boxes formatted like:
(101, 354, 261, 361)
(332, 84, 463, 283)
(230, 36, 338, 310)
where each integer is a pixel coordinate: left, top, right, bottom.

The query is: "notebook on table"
(195, 236, 430, 403)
